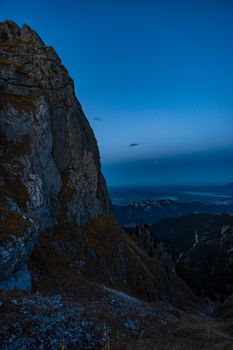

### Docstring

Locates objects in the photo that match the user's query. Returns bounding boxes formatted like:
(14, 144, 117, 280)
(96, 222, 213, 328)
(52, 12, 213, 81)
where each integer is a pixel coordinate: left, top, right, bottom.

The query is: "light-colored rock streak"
(26, 174, 44, 208)
(176, 252, 183, 264)
(192, 231, 199, 249)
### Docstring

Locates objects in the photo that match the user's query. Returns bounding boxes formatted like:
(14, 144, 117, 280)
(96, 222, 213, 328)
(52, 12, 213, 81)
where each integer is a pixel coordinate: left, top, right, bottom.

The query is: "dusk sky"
(1, 0, 233, 186)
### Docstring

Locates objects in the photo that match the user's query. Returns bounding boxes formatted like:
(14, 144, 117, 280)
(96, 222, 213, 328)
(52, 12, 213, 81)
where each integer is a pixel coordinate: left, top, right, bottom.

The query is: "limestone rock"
(0, 20, 112, 290)
(0, 208, 40, 289)
(0, 20, 112, 229)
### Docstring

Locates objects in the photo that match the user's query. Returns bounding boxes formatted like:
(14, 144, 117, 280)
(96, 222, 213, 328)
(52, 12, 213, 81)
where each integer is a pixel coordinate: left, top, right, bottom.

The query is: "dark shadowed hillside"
(152, 214, 233, 301)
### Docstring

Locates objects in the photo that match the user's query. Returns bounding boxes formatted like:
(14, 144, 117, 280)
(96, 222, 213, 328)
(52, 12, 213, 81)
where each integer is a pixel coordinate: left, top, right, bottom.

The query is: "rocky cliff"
(0, 20, 111, 288)
(0, 20, 112, 228)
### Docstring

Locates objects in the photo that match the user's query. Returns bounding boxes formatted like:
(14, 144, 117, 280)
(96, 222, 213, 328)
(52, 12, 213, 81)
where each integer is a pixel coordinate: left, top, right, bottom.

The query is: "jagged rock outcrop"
(0, 20, 111, 288)
(0, 20, 112, 228)
(153, 213, 233, 301)
(126, 222, 158, 257)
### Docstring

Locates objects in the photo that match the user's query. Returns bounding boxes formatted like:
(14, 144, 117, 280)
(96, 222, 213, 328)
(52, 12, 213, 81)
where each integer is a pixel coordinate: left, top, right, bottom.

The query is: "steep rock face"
(0, 20, 111, 289)
(0, 20, 112, 229)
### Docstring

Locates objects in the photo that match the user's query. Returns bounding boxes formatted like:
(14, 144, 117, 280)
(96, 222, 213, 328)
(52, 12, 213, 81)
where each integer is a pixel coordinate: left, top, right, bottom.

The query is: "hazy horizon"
(102, 148, 233, 187)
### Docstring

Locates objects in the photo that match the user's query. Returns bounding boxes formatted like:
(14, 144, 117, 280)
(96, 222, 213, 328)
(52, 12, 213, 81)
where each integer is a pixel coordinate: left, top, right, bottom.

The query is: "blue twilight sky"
(1, 0, 233, 186)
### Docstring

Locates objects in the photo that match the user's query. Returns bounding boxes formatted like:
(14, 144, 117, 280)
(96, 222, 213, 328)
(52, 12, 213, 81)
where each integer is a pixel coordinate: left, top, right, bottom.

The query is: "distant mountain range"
(114, 199, 233, 226)
(225, 182, 233, 189)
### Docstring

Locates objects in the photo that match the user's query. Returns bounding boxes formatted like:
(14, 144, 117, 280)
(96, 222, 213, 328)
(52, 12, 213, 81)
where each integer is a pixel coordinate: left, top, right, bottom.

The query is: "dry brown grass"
(30, 223, 84, 294)
(30, 217, 124, 294)
(2, 175, 30, 207)
(30, 215, 198, 306)
(0, 90, 38, 112)
(0, 131, 31, 207)
(0, 131, 31, 156)
(111, 315, 233, 350)
(0, 208, 36, 242)
(84, 215, 120, 256)
(0, 57, 12, 65)
(0, 39, 35, 48)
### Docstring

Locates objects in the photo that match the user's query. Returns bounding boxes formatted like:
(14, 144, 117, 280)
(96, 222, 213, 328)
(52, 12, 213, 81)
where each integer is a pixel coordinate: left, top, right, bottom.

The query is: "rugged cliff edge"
(0, 20, 112, 228)
(0, 21, 112, 289)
